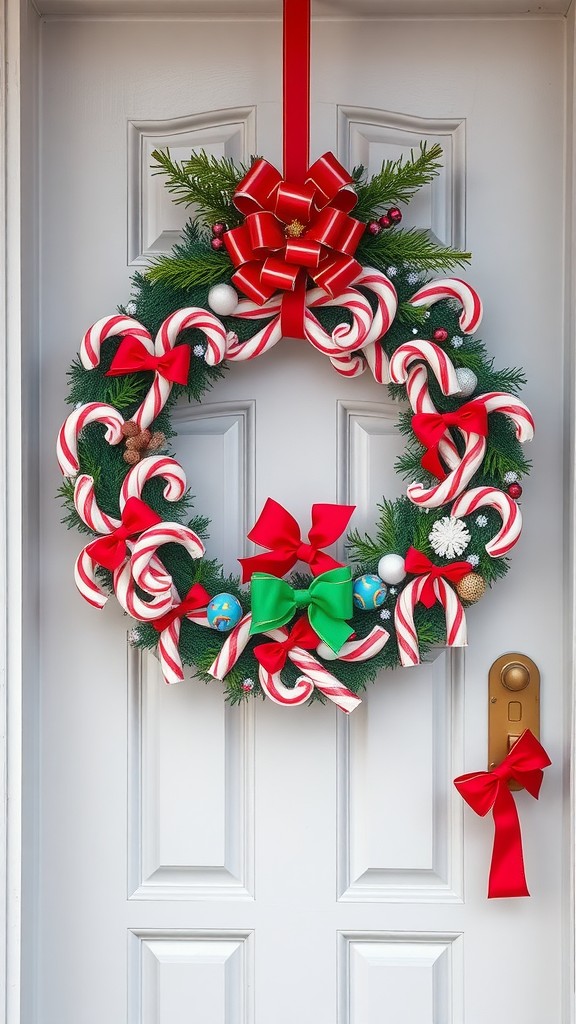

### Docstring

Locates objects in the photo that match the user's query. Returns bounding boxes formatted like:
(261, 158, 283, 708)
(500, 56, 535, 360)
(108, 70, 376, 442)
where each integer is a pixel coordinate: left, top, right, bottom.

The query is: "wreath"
(56, 143, 534, 712)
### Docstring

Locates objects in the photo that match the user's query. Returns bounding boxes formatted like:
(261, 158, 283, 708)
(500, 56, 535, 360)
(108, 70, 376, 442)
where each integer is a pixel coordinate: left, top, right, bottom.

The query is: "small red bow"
(239, 498, 355, 583)
(412, 401, 489, 480)
(86, 496, 161, 572)
(224, 153, 365, 306)
(454, 729, 551, 898)
(405, 547, 472, 607)
(253, 615, 320, 674)
(152, 583, 212, 632)
(106, 335, 191, 386)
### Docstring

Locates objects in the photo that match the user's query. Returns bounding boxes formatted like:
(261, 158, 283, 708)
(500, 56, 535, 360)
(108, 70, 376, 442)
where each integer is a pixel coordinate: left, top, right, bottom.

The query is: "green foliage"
(146, 221, 231, 290)
(151, 148, 250, 227)
(357, 227, 471, 273)
(353, 142, 444, 220)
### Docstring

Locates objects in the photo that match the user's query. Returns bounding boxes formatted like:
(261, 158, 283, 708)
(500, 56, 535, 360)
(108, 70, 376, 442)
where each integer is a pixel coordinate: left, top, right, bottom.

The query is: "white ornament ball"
(377, 553, 406, 585)
(208, 284, 239, 317)
(455, 366, 478, 398)
(316, 641, 340, 661)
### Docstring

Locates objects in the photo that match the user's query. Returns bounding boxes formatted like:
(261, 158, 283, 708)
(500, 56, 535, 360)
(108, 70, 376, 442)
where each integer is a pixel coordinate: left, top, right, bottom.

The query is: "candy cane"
(157, 601, 212, 686)
(407, 391, 534, 509)
(409, 278, 483, 334)
(80, 315, 153, 370)
(57, 403, 125, 477)
(331, 626, 389, 662)
(113, 559, 175, 621)
(389, 340, 461, 397)
(451, 486, 523, 557)
(283, 646, 362, 712)
(209, 613, 253, 680)
(74, 473, 120, 534)
(258, 665, 315, 706)
(395, 575, 467, 667)
(129, 522, 205, 598)
(155, 306, 228, 367)
(119, 455, 187, 509)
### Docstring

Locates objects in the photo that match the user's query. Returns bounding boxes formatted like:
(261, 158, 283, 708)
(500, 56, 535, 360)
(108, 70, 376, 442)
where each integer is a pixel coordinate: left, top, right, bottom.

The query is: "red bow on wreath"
(454, 729, 551, 898)
(86, 496, 161, 572)
(412, 400, 489, 480)
(224, 153, 365, 305)
(239, 498, 355, 583)
(152, 583, 212, 632)
(253, 615, 320, 674)
(106, 335, 191, 385)
(405, 547, 472, 606)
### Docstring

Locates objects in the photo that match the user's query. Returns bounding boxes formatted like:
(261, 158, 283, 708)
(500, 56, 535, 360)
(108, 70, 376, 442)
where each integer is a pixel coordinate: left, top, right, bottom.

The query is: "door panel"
(39, 14, 566, 1023)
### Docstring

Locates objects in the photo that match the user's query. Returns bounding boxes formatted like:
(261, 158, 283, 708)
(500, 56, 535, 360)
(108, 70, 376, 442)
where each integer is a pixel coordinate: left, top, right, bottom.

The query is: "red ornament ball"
(378, 214, 392, 229)
(388, 206, 402, 224)
(433, 327, 449, 342)
(211, 237, 225, 251)
(366, 221, 381, 236)
(211, 222, 227, 237)
(508, 482, 523, 500)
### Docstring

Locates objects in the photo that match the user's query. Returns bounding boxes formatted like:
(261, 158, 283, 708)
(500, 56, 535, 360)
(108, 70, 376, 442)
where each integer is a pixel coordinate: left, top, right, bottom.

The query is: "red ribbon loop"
(405, 547, 472, 608)
(412, 401, 489, 480)
(253, 615, 320, 674)
(86, 497, 162, 572)
(224, 154, 364, 312)
(454, 729, 551, 898)
(238, 498, 355, 583)
(152, 583, 212, 633)
(106, 335, 191, 386)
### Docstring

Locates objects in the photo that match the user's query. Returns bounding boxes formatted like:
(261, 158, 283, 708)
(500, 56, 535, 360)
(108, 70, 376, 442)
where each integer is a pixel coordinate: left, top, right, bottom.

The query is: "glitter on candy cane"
(429, 516, 471, 558)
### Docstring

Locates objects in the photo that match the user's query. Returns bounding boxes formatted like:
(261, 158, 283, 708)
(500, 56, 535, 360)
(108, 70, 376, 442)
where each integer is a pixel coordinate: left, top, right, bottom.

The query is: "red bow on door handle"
(453, 728, 551, 898)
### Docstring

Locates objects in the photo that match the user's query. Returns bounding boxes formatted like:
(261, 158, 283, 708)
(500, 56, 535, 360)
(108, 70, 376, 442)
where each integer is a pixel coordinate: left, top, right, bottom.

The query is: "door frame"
(1, 3, 575, 1021)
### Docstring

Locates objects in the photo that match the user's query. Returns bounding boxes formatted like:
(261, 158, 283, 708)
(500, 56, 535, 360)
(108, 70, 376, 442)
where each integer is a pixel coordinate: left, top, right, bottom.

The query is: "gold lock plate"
(488, 652, 540, 790)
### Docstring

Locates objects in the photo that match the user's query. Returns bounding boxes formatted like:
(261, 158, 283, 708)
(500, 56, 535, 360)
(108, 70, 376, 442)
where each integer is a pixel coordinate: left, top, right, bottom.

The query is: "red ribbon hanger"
(454, 729, 551, 898)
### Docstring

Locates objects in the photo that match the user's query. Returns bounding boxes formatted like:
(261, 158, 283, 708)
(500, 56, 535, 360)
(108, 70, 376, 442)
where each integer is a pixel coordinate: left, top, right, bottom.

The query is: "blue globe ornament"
(352, 573, 388, 611)
(207, 593, 243, 631)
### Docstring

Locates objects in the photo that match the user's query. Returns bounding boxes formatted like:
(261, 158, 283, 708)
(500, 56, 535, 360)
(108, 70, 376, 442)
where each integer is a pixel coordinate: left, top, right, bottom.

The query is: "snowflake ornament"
(475, 514, 488, 527)
(386, 266, 397, 277)
(504, 471, 519, 484)
(407, 271, 419, 285)
(193, 344, 206, 357)
(451, 335, 464, 349)
(428, 516, 471, 558)
(380, 608, 391, 620)
(467, 554, 480, 567)
(125, 301, 137, 315)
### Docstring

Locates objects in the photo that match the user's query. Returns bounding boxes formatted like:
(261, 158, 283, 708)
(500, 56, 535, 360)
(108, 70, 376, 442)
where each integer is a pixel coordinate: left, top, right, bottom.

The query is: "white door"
(35, 10, 568, 1024)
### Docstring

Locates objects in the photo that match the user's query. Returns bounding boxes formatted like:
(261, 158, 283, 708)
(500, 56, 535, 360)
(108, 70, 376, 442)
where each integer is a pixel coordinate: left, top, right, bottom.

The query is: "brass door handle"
(488, 653, 540, 789)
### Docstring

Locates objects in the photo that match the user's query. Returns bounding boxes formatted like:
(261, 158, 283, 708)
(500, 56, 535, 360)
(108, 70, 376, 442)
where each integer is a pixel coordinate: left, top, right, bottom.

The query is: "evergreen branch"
(151, 148, 249, 227)
(147, 252, 231, 290)
(354, 142, 444, 220)
(104, 376, 147, 411)
(358, 227, 471, 272)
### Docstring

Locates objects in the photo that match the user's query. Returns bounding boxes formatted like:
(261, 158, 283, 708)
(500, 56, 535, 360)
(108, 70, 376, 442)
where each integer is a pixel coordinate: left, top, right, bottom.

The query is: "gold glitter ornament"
(285, 218, 306, 238)
(456, 572, 486, 603)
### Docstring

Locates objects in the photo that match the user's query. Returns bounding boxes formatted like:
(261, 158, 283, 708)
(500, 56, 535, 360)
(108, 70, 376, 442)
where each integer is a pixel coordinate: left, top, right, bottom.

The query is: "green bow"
(249, 566, 354, 653)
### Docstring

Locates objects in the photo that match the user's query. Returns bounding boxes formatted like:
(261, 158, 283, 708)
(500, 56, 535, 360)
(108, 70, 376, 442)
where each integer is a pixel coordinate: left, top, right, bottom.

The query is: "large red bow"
(86, 496, 162, 572)
(454, 729, 551, 898)
(239, 498, 355, 583)
(405, 547, 472, 607)
(224, 153, 365, 306)
(412, 401, 489, 480)
(253, 615, 320, 674)
(106, 335, 191, 386)
(152, 583, 212, 632)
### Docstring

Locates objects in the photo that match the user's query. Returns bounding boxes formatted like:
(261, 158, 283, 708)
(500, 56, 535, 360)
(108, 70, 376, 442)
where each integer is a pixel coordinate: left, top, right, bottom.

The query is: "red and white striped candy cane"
(129, 522, 205, 598)
(389, 339, 461, 397)
(395, 574, 467, 668)
(80, 315, 153, 370)
(157, 602, 212, 686)
(407, 391, 534, 509)
(409, 278, 483, 334)
(331, 626, 390, 662)
(57, 403, 125, 477)
(451, 486, 523, 557)
(281, 645, 362, 712)
(74, 473, 120, 534)
(209, 612, 253, 679)
(113, 559, 175, 621)
(119, 454, 187, 509)
(155, 306, 228, 367)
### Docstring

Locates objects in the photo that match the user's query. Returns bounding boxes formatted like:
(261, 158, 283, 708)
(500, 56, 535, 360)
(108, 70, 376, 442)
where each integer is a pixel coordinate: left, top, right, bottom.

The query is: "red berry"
(378, 214, 392, 229)
(388, 207, 402, 224)
(211, 237, 225, 251)
(433, 328, 449, 342)
(366, 221, 381, 236)
(212, 222, 227, 236)
(508, 482, 523, 500)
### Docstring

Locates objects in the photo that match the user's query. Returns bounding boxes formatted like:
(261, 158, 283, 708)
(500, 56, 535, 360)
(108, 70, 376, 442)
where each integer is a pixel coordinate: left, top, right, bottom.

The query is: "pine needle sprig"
(151, 148, 250, 227)
(147, 252, 231, 290)
(357, 227, 471, 273)
(353, 142, 444, 220)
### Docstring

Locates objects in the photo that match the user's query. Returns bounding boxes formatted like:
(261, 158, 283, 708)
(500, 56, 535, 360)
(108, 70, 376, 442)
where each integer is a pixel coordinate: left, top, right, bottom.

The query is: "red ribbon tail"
(280, 272, 307, 340)
(488, 786, 530, 898)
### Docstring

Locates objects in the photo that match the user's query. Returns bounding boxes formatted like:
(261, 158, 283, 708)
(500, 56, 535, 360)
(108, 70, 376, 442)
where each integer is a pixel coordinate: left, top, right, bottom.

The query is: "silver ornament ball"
(377, 553, 406, 585)
(208, 283, 239, 317)
(455, 366, 478, 398)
